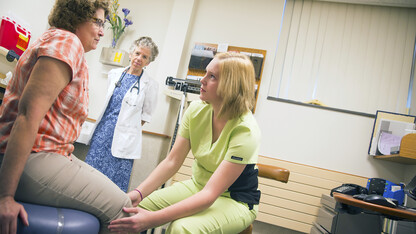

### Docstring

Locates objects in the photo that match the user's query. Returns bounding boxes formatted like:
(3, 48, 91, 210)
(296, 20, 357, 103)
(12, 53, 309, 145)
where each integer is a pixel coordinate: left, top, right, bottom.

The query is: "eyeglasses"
(91, 17, 105, 30)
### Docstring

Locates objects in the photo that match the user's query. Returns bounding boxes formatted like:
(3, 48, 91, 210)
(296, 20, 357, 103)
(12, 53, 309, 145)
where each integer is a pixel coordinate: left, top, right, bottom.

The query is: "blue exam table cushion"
(17, 202, 100, 234)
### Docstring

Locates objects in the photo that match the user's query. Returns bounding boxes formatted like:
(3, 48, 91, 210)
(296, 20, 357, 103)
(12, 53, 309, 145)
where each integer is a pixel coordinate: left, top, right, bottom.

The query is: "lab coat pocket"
(111, 126, 142, 159)
(119, 94, 144, 129)
(124, 94, 139, 107)
(124, 90, 145, 108)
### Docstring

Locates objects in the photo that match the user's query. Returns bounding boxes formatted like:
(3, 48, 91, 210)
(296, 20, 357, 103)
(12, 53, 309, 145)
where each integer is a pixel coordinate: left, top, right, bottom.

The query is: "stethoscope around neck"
(115, 67, 143, 94)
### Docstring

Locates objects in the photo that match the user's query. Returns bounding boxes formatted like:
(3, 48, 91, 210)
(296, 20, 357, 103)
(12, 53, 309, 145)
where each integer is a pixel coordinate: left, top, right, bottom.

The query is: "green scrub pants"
(139, 179, 258, 234)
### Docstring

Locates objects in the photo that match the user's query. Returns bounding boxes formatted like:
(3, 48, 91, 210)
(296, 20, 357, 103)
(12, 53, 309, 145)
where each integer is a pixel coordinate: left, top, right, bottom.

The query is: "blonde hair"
(216, 52, 255, 119)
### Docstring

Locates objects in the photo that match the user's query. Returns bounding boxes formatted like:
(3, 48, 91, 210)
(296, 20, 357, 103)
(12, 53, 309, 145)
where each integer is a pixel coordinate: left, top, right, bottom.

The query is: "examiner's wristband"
(134, 188, 143, 201)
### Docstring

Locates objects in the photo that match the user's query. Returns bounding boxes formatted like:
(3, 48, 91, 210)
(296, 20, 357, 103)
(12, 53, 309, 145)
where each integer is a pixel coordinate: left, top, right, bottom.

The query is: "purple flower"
(123, 18, 133, 26)
(107, 2, 133, 48)
(122, 8, 130, 17)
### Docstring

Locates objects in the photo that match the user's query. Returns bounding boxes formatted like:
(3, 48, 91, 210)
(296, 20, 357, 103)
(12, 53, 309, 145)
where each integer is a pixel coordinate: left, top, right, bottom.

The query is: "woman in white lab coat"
(85, 36, 159, 192)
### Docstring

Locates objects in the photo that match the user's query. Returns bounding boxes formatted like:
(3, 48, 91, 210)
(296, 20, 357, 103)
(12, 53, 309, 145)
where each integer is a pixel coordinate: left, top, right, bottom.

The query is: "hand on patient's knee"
(108, 207, 153, 233)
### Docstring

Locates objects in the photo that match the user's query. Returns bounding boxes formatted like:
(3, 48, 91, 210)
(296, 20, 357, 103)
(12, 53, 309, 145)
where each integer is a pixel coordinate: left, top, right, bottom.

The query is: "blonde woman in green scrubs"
(109, 52, 261, 234)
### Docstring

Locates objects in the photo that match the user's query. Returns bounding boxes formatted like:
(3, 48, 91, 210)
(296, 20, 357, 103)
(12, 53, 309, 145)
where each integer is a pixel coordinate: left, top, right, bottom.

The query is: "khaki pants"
(0, 152, 132, 234)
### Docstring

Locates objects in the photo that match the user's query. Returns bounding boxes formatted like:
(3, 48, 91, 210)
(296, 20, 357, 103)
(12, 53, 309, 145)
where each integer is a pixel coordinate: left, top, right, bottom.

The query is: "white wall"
(1, 0, 413, 184)
(173, 0, 408, 182)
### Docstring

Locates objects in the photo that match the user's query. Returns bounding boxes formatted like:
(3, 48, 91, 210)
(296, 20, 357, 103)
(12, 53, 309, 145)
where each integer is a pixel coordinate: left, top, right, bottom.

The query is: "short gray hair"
(129, 36, 159, 62)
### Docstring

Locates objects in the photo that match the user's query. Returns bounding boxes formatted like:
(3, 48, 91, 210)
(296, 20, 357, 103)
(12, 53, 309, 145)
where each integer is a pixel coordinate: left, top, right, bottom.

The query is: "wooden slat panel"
(169, 155, 369, 233)
(260, 193, 319, 216)
(259, 156, 368, 186)
(172, 172, 191, 182)
(289, 172, 347, 190)
(260, 177, 329, 198)
(259, 184, 321, 208)
(182, 155, 364, 189)
(177, 164, 192, 175)
(183, 157, 194, 167)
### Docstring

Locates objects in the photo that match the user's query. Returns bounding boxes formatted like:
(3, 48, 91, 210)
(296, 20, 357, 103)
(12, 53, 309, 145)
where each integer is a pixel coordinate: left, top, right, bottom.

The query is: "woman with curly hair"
(0, 1, 133, 233)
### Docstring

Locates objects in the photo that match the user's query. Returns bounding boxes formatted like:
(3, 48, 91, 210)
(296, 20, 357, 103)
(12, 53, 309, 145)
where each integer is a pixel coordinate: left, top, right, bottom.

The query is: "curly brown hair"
(48, 0, 110, 33)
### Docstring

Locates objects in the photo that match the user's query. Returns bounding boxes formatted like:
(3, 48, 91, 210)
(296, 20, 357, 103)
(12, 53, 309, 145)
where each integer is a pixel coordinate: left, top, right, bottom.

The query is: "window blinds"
(269, 0, 416, 115)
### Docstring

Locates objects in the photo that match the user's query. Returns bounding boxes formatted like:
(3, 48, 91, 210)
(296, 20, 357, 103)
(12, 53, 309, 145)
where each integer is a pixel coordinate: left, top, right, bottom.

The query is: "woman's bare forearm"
(0, 115, 40, 198)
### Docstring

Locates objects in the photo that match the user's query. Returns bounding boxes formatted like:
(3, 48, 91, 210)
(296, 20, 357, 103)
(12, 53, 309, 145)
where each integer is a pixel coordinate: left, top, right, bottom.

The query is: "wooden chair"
(239, 163, 290, 234)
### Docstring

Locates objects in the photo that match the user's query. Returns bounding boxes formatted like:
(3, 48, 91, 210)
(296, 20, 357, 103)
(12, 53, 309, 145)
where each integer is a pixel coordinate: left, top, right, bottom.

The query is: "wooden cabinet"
(187, 43, 266, 112)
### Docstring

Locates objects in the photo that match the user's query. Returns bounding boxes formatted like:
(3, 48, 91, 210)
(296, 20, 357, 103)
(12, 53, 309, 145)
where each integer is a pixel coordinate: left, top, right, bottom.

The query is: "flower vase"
(99, 46, 129, 67)
(111, 38, 119, 49)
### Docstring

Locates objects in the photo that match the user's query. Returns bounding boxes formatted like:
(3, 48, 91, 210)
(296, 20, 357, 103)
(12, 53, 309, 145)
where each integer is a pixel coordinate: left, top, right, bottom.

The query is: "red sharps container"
(0, 16, 31, 57)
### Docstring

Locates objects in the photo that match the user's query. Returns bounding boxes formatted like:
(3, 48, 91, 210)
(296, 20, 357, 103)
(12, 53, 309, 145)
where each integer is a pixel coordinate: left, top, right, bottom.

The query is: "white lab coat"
(82, 67, 158, 159)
